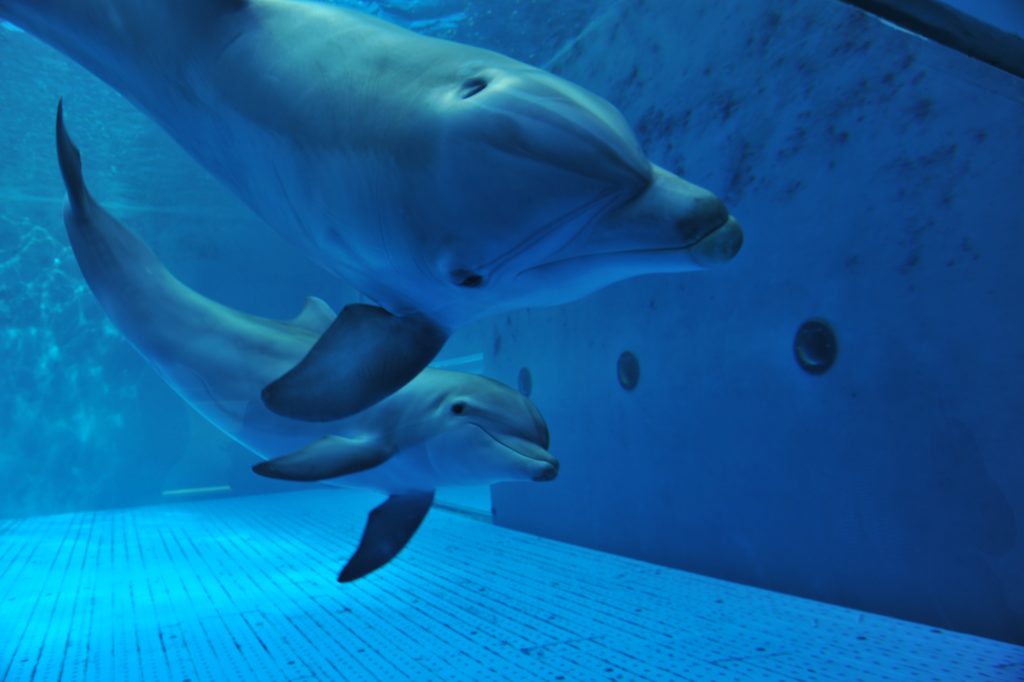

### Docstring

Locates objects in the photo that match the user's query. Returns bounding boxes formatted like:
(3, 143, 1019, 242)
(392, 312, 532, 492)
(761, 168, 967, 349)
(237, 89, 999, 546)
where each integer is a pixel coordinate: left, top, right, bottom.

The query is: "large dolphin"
(55, 103, 557, 582)
(2, 0, 743, 421)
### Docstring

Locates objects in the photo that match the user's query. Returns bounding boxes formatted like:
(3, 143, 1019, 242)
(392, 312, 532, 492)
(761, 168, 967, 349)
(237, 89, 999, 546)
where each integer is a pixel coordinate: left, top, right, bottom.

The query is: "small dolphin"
(3, 0, 743, 420)
(55, 102, 557, 582)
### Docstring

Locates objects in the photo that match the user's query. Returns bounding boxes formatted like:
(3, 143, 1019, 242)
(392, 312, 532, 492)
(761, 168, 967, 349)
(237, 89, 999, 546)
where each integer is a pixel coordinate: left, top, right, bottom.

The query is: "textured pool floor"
(0, 489, 1020, 681)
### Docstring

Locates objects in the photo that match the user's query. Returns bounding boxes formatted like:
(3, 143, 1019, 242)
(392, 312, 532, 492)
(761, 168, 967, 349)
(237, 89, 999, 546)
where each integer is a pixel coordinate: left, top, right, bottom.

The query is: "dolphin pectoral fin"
(251, 436, 390, 482)
(338, 490, 435, 583)
(289, 296, 336, 335)
(262, 304, 448, 421)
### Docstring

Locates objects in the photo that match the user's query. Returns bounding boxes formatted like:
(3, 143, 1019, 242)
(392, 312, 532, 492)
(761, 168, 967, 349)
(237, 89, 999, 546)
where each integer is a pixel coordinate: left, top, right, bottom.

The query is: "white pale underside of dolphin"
(0, 0, 744, 421)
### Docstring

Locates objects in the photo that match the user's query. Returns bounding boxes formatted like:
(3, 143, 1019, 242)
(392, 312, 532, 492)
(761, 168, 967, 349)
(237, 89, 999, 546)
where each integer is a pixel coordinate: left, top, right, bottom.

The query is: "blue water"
(1, 0, 1022, 656)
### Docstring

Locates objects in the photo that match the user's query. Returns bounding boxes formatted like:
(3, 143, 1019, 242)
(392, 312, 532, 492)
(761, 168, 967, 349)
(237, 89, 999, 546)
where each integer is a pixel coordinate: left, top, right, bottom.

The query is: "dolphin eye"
(451, 402, 467, 415)
(459, 78, 488, 99)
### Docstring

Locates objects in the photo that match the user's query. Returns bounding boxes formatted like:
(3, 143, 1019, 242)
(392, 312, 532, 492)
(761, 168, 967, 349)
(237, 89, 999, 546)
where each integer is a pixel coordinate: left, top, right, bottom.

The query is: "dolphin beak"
(688, 216, 744, 266)
(533, 460, 559, 482)
(532, 164, 743, 274)
(608, 165, 742, 261)
(492, 397, 556, 481)
(523, 396, 551, 449)
(495, 434, 559, 482)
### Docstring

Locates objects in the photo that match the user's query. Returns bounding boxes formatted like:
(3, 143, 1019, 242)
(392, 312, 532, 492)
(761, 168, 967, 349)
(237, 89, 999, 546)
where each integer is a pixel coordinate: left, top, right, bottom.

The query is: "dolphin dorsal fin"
(289, 296, 336, 335)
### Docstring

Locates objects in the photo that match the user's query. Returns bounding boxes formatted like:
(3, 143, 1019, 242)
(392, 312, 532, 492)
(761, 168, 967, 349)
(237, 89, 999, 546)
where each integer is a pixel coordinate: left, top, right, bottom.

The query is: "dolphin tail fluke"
(55, 98, 90, 214)
(338, 491, 434, 583)
(262, 304, 448, 421)
(252, 435, 390, 482)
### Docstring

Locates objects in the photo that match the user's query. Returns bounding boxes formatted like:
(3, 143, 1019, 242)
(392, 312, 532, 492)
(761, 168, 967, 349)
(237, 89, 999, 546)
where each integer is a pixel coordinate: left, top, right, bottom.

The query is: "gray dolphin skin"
(2, 0, 743, 421)
(55, 103, 557, 582)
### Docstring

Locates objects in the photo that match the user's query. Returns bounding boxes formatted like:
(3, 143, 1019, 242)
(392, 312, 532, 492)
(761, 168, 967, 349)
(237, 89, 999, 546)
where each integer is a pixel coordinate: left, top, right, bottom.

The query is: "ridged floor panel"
(0, 489, 1020, 681)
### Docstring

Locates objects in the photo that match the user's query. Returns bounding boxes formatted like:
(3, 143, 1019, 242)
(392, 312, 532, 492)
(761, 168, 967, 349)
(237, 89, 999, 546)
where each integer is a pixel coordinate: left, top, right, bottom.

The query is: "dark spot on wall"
(777, 126, 807, 161)
(886, 145, 957, 178)
(492, 334, 502, 356)
(726, 140, 757, 203)
(910, 98, 933, 122)
(634, 107, 680, 148)
(960, 238, 981, 261)
(928, 144, 956, 166)
(624, 65, 639, 87)
(517, 367, 532, 397)
(718, 94, 739, 122)
(974, 129, 987, 144)
(781, 180, 804, 200)
(831, 39, 855, 57)
(900, 247, 921, 274)
(845, 254, 861, 271)
(827, 125, 850, 145)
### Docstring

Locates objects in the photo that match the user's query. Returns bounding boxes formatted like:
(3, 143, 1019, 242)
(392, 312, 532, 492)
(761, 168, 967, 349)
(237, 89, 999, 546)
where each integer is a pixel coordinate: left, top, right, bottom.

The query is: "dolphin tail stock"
(261, 304, 449, 422)
(55, 101, 172, 285)
(338, 491, 435, 583)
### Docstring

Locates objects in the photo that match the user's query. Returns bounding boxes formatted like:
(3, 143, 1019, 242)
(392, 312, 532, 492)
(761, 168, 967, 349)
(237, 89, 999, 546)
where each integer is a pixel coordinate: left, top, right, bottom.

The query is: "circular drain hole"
(617, 351, 640, 391)
(794, 319, 838, 375)
(517, 367, 533, 397)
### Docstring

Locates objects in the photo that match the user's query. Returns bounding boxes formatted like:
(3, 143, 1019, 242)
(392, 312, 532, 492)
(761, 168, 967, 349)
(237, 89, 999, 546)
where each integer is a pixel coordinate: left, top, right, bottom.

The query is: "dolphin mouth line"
(472, 423, 553, 465)
(516, 214, 735, 278)
(482, 184, 642, 280)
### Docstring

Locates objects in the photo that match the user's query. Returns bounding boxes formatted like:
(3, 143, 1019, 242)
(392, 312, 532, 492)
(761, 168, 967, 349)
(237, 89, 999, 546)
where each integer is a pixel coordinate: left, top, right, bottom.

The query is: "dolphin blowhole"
(451, 269, 485, 287)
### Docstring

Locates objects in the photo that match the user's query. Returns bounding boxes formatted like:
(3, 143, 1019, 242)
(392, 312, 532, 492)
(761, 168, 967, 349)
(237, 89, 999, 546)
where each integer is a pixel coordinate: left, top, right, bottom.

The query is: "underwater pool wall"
(0, 32, 346, 517)
(484, 0, 1024, 644)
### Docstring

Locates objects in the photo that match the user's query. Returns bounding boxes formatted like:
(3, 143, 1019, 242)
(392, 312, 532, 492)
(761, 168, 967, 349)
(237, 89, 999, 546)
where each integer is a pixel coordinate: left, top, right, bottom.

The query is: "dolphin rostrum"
(4, 0, 743, 421)
(55, 102, 557, 582)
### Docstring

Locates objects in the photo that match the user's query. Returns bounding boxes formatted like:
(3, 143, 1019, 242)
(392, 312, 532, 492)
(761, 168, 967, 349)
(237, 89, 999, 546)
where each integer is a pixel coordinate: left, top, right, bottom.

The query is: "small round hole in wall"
(517, 367, 533, 397)
(617, 351, 640, 391)
(794, 319, 838, 375)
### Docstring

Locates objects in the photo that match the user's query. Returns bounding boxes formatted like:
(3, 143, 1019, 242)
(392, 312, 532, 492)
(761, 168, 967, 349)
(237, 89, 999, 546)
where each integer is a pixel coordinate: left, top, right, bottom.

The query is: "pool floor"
(0, 489, 1020, 681)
